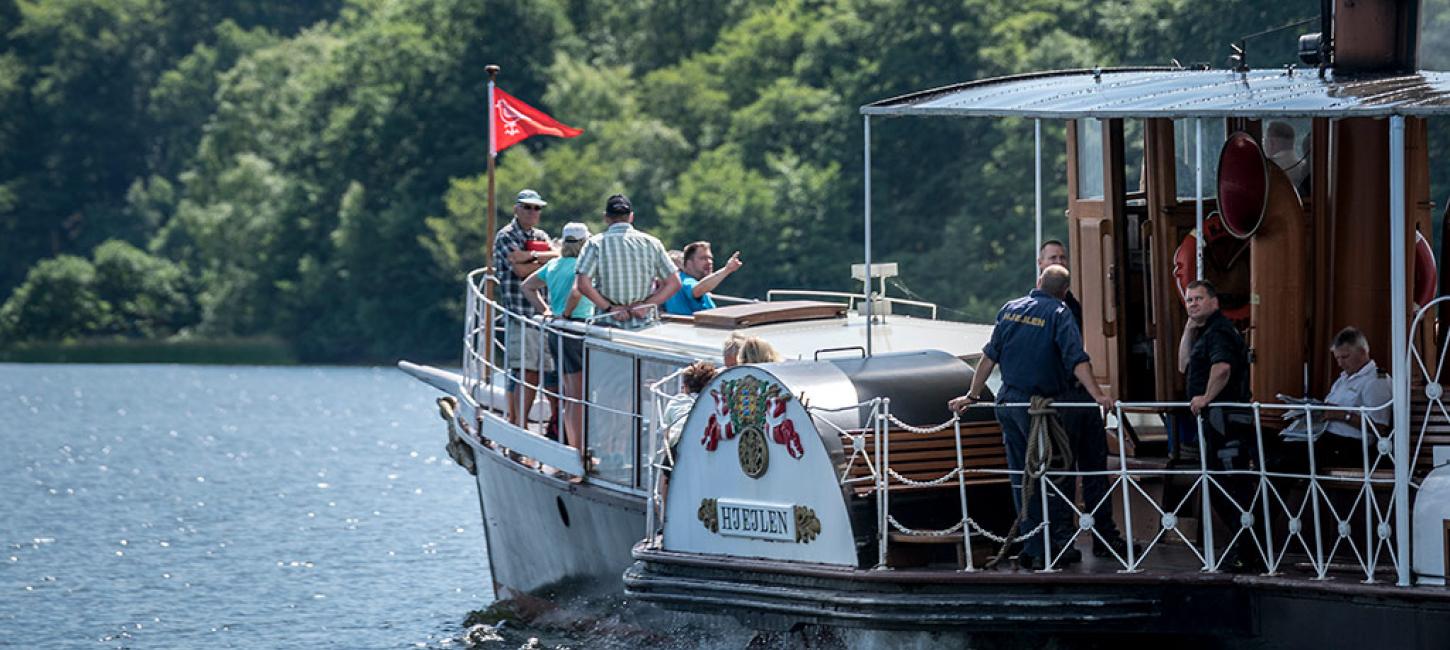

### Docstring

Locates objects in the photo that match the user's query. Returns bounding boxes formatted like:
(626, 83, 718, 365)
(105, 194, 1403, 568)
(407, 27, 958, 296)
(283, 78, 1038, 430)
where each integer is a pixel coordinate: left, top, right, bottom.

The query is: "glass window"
(1262, 117, 1312, 190)
(586, 348, 636, 486)
(1174, 118, 1227, 200)
(1076, 119, 1104, 199)
(638, 359, 684, 490)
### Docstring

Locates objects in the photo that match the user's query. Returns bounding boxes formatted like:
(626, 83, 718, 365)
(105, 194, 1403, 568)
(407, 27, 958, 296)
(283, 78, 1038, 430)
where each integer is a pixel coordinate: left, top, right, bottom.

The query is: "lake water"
(0, 364, 490, 648)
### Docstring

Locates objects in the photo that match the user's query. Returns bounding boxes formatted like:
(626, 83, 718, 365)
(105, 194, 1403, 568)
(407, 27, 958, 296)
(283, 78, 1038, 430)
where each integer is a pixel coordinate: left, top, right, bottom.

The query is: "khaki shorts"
(497, 320, 552, 374)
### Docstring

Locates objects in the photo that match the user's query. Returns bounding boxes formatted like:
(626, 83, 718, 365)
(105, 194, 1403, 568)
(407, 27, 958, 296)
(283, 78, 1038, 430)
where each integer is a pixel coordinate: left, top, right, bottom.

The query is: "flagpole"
(483, 64, 500, 389)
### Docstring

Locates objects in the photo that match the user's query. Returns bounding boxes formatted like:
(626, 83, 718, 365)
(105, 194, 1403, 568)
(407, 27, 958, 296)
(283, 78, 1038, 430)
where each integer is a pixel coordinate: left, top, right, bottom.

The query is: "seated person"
(664, 241, 743, 315)
(662, 361, 719, 448)
(1278, 326, 1392, 468)
(738, 336, 781, 364)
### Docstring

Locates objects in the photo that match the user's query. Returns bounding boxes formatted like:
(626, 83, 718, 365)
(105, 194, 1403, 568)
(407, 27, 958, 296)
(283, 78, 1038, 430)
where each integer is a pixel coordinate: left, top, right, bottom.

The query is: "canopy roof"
(861, 67, 1450, 119)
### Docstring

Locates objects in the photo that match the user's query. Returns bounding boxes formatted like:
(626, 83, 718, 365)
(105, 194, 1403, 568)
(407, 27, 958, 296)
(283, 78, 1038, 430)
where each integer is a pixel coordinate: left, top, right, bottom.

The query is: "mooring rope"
(437, 396, 478, 475)
(984, 395, 1074, 569)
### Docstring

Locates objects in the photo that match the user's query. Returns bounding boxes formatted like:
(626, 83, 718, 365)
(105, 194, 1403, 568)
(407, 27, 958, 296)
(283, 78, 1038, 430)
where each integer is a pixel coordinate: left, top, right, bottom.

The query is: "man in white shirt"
(1280, 326, 1392, 467)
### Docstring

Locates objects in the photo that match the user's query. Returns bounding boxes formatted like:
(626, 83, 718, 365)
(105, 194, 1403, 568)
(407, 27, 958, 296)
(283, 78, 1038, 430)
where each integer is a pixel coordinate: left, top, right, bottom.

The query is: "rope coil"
(985, 395, 1074, 569)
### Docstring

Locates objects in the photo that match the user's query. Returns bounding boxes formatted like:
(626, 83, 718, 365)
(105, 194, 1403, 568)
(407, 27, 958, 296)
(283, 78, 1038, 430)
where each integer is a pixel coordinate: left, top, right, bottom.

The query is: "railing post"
(1198, 412, 1216, 571)
(875, 399, 887, 569)
(1116, 403, 1137, 571)
(951, 416, 974, 571)
(1361, 413, 1376, 583)
(1307, 407, 1328, 578)
(1255, 402, 1278, 575)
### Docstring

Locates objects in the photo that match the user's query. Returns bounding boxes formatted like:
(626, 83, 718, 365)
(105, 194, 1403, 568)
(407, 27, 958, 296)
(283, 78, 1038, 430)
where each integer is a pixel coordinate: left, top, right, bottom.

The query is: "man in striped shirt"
(575, 194, 680, 330)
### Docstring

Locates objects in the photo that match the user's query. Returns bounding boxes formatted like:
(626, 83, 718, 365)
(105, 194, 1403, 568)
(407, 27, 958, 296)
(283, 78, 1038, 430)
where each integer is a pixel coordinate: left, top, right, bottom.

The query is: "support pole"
(1195, 118, 1205, 281)
(1389, 115, 1411, 587)
(863, 115, 874, 357)
(484, 64, 500, 388)
(1035, 120, 1044, 280)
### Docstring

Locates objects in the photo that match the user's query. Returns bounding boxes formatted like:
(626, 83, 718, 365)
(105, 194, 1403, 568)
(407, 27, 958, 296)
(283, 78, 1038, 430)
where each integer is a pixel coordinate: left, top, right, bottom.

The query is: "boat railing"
(636, 355, 1432, 587)
(871, 397, 1412, 584)
(764, 289, 938, 320)
(462, 268, 669, 487)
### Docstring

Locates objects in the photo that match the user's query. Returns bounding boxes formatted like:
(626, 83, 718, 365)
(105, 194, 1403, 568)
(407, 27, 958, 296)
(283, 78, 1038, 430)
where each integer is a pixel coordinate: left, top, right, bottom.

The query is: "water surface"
(0, 364, 486, 648)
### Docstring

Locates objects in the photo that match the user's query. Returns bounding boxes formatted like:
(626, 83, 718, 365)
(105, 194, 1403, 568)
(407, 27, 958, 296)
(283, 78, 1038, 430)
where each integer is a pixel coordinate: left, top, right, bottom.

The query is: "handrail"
(871, 397, 1407, 581)
(765, 288, 938, 319)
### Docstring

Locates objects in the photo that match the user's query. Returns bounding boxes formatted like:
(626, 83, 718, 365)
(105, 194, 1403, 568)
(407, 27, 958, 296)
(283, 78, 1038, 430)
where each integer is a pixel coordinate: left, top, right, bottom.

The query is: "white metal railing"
(764, 289, 939, 320)
(871, 397, 1411, 582)
(462, 269, 661, 486)
(641, 367, 1423, 583)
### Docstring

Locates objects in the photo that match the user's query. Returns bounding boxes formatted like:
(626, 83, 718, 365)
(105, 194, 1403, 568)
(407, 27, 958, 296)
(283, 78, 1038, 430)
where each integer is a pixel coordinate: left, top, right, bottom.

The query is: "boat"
(400, 268, 1001, 600)
(621, 1, 1450, 645)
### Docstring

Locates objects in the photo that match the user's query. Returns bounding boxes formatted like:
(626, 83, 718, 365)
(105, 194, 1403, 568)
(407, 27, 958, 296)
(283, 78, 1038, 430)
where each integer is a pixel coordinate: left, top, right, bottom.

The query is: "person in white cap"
(522, 222, 594, 447)
(494, 189, 558, 429)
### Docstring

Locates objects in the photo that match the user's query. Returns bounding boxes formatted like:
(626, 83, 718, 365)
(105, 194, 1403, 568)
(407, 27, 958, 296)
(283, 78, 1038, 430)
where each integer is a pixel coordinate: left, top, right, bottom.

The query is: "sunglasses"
(517, 204, 542, 211)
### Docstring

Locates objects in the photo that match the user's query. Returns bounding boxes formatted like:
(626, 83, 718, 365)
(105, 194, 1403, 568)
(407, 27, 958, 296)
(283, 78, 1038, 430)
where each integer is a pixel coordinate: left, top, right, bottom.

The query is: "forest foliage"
(2, 0, 1446, 361)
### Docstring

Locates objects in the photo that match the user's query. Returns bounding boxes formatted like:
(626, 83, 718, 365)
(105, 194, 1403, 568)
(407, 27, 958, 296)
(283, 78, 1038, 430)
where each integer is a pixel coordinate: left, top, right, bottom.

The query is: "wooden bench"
(840, 420, 1009, 495)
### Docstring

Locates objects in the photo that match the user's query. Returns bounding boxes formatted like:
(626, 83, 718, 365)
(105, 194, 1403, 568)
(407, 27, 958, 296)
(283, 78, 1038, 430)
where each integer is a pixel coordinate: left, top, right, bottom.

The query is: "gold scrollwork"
(698, 498, 718, 533)
(737, 426, 769, 478)
(794, 505, 821, 543)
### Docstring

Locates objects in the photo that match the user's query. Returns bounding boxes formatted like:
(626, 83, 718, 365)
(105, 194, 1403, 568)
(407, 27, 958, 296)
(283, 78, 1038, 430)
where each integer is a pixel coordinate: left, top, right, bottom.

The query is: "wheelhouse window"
(1172, 118, 1226, 200)
(586, 348, 637, 486)
(1076, 118, 1104, 199)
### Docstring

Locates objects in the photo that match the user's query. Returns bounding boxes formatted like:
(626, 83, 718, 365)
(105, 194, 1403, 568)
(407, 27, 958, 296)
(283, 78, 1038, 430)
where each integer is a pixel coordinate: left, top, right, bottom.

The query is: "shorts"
(496, 320, 551, 389)
(551, 331, 586, 374)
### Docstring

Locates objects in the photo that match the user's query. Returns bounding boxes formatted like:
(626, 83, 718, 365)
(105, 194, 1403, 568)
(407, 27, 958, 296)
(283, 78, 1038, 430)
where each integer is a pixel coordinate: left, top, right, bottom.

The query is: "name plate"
(715, 499, 795, 542)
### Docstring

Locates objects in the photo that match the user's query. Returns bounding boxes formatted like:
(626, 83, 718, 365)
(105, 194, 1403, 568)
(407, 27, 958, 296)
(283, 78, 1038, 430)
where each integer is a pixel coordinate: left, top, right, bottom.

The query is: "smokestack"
(1332, 0, 1422, 72)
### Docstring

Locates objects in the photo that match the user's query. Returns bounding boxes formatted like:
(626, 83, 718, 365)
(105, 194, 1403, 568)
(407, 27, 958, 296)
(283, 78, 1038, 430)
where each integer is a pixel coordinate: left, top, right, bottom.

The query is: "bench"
(839, 420, 1009, 495)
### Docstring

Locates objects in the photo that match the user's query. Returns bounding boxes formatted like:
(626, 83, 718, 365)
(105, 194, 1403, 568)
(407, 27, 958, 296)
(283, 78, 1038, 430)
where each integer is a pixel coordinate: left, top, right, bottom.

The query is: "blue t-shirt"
(539, 257, 594, 320)
(982, 289, 1091, 399)
(663, 271, 717, 315)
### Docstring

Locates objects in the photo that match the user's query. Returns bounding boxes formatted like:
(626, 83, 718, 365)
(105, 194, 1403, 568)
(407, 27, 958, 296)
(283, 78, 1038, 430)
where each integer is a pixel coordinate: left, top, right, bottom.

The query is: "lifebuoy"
(1172, 213, 1251, 321)
(1416, 231, 1437, 307)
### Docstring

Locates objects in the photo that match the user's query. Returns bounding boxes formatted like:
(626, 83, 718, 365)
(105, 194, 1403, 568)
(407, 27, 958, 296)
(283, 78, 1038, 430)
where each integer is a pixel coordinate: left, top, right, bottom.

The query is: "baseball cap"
(561, 222, 591, 242)
(604, 194, 632, 216)
(515, 189, 547, 206)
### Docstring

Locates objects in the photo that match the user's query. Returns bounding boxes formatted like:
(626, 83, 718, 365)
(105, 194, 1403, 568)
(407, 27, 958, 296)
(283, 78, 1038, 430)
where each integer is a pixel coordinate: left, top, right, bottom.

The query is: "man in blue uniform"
(1038, 240, 1128, 559)
(951, 265, 1113, 569)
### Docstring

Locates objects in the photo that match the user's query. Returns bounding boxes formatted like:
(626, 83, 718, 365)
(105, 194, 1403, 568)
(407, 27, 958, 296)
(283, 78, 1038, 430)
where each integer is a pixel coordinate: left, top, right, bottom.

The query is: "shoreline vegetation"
(0, 337, 298, 365)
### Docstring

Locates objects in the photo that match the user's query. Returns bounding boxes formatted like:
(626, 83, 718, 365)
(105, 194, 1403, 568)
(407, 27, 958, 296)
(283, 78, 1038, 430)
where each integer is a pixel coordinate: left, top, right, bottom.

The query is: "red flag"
(491, 87, 583, 154)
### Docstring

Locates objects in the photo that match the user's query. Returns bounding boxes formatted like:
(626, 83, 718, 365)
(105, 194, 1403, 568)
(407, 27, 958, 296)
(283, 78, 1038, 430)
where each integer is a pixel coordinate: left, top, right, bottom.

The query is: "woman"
(523, 222, 593, 448)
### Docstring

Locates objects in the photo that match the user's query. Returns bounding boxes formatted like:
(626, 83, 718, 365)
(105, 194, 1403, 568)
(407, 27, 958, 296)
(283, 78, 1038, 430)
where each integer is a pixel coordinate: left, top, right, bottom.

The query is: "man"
(1179, 280, 1260, 572)
(575, 194, 681, 330)
(1278, 326, 1392, 467)
(949, 265, 1113, 570)
(664, 241, 743, 315)
(1038, 240, 1127, 558)
(493, 189, 559, 428)
(1038, 240, 1081, 329)
(1265, 121, 1308, 188)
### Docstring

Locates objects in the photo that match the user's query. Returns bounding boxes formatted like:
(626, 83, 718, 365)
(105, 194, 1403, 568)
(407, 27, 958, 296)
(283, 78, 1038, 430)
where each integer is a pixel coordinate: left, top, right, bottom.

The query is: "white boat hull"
(470, 436, 645, 599)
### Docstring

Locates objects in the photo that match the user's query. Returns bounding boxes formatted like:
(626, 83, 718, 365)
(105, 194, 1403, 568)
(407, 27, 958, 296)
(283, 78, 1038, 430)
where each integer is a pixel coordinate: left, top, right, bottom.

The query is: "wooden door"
(1065, 119, 1130, 400)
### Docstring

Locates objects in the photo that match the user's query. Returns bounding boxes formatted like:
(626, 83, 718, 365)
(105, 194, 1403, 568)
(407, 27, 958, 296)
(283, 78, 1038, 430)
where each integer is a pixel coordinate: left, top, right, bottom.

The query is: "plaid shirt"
(493, 219, 551, 318)
(576, 222, 676, 328)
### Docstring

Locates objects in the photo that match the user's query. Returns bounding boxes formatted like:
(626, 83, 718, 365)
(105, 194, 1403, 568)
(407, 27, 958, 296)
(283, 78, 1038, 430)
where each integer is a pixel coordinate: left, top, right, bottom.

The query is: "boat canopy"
(861, 67, 1450, 119)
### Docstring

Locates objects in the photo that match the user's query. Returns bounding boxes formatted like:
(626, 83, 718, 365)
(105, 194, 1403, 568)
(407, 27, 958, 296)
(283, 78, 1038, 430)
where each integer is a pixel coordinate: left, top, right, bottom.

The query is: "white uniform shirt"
(1323, 359, 1392, 439)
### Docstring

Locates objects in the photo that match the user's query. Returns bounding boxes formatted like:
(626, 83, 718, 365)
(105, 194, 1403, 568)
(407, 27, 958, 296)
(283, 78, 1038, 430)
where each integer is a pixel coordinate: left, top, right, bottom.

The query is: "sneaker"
(1093, 535, 1129, 558)
(1015, 554, 1044, 571)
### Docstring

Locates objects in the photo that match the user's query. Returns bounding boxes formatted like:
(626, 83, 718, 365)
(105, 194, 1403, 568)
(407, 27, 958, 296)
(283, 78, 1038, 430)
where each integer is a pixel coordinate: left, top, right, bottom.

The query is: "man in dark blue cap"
(950, 265, 1113, 570)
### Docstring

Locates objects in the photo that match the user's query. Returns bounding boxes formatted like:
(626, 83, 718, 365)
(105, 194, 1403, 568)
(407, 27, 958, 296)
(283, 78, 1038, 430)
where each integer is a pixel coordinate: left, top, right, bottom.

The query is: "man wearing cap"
(494, 189, 559, 428)
(522, 222, 594, 447)
(575, 194, 680, 330)
(664, 241, 744, 316)
(948, 265, 1113, 570)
